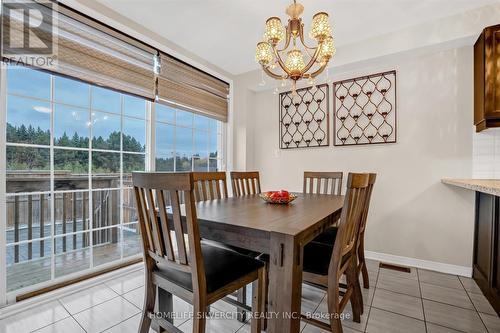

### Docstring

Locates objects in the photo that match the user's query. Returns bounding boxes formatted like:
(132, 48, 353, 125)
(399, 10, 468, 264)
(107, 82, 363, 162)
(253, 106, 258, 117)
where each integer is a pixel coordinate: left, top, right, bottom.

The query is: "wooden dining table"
(159, 192, 344, 333)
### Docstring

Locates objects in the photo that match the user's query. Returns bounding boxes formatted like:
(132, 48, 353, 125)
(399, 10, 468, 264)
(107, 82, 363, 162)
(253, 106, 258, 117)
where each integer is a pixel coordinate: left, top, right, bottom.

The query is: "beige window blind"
(157, 53, 229, 122)
(2, 1, 157, 100)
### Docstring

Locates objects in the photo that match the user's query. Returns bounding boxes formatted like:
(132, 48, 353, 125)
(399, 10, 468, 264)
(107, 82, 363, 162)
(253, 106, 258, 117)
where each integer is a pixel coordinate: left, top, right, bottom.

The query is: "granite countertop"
(441, 179, 500, 196)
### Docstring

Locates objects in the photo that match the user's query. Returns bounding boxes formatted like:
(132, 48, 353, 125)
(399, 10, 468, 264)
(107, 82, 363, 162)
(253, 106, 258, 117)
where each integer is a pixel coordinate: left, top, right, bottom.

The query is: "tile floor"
(0, 259, 499, 333)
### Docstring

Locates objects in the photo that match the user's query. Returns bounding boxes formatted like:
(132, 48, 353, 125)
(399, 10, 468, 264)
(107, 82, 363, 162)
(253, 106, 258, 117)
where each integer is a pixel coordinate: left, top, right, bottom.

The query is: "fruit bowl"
(259, 191, 297, 204)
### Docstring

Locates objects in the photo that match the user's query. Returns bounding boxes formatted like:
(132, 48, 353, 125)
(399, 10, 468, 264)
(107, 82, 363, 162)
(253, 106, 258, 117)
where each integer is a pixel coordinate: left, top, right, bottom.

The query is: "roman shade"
(2, 0, 157, 100)
(157, 53, 229, 122)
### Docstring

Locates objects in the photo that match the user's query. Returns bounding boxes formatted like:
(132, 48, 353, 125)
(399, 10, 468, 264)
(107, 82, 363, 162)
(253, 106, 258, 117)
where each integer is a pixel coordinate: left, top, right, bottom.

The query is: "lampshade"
(285, 49, 305, 75)
(264, 17, 285, 45)
(309, 12, 331, 41)
(255, 42, 273, 65)
(318, 36, 335, 61)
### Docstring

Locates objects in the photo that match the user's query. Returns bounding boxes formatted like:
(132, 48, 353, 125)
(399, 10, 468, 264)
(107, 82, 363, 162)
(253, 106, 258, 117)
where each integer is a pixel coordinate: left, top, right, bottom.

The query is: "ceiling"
(95, 0, 499, 75)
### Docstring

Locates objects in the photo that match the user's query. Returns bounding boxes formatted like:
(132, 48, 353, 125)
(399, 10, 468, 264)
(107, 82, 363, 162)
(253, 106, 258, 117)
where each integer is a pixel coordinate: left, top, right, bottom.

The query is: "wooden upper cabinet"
(475, 24, 500, 132)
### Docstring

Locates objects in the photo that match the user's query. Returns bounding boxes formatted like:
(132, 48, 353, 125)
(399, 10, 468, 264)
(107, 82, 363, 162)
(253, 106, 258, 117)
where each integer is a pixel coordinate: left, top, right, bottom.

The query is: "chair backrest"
(303, 171, 343, 195)
(230, 171, 261, 196)
(192, 172, 228, 202)
(358, 173, 377, 235)
(329, 173, 370, 272)
(132, 172, 206, 294)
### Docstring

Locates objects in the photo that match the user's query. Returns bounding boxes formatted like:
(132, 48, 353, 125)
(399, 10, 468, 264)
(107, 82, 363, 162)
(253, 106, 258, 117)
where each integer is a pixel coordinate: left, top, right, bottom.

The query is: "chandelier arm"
(272, 46, 290, 75)
(305, 61, 328, 79)
(298, 25, 318, 50)
(277, 23, 292, 52)
(262, 65, 287, 79)
(304, 47, 317, 59)
(299, 42, 323, 75)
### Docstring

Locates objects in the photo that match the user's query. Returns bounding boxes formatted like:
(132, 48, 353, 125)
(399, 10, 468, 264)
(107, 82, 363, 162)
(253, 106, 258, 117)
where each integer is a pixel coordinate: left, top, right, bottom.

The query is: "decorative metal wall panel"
(279, 84, 329, 149)
(333, 70, 396, 146)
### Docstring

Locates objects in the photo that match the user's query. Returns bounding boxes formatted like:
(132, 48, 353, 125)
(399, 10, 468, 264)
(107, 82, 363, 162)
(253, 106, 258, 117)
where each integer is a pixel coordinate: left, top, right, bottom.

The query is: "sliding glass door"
(0, 65, 225, 301)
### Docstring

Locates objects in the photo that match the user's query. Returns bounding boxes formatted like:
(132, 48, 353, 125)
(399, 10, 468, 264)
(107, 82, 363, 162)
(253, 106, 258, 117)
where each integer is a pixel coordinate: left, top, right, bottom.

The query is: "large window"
(2, 65, 224, 294)
(155, 103, 223, 172)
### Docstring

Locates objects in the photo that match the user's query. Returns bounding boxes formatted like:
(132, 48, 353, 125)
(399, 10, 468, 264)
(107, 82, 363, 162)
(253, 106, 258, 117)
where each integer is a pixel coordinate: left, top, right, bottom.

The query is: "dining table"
(158, 192, 344, 333)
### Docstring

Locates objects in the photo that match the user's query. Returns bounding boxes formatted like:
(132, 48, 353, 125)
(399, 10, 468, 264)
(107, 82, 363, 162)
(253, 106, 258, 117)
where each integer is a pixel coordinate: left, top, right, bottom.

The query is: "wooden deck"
(6, 232, 142, 292)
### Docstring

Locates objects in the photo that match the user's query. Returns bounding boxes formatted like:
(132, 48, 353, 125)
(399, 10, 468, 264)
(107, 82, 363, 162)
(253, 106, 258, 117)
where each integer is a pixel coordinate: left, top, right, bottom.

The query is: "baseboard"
(365, 251, 473, 278)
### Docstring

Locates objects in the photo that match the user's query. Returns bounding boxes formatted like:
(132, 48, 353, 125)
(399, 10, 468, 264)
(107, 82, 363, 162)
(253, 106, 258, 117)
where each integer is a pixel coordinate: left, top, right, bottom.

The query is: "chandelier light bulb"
(318, 36, 335, 61)
(285, 49, 306, 75)
(264, 17, 285, 45)
(309, 12, 332, 41)
(255, 42, 273, 65)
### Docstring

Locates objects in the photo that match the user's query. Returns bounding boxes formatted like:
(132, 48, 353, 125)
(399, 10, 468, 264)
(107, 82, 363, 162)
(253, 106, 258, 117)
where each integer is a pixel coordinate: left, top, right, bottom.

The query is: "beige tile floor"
(0, 259, 499, 333)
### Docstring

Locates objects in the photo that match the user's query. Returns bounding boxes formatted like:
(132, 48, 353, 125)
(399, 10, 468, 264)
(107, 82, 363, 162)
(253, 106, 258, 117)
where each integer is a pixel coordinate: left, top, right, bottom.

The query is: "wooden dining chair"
(133, 172, 265, 333)
(192, 171, 254, 322)
(312, 173, 377, 289)
(301, 173, 370, 333)
(303, 171, 343, 195)
(230, 171, 261, 196)
(192, 172, 228, 202)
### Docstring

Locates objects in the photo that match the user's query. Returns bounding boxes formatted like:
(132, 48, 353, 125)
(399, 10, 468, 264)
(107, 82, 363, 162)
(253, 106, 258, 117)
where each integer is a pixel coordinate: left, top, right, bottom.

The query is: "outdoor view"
(4, 65, 222, 293)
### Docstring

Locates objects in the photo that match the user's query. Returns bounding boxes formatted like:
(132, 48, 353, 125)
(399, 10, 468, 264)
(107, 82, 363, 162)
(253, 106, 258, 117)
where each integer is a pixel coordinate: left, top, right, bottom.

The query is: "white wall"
(237, 46, 476, 269)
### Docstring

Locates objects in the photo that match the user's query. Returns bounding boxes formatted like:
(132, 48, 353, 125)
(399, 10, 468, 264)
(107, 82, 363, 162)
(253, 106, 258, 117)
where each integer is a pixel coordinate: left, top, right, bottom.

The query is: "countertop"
(441, 179, 500, 196)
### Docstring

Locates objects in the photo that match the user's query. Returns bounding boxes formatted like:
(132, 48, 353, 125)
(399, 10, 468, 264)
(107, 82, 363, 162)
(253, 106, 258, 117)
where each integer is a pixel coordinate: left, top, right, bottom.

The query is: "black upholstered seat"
(311, 226, 338, 246)
(303, 238, 348, 276)
(154, 243, 264, 293)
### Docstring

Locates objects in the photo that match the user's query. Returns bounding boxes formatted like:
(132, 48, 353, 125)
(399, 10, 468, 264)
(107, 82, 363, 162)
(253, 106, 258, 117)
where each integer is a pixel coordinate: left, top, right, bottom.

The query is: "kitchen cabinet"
(474, 24, 500, 132)
(473, 192, 500, 315)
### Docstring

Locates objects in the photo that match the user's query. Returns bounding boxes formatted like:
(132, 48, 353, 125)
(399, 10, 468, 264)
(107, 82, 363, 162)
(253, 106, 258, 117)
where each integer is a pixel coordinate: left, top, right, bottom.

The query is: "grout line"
(425, 322, 469, 333)
(99, 311, 140, 333)
(415, 268, 427, 333)
(57, 298, 88, 333)
(458, 275, 490, 333)
(69, 294, 122, 316)
(362, 264, 380, 332)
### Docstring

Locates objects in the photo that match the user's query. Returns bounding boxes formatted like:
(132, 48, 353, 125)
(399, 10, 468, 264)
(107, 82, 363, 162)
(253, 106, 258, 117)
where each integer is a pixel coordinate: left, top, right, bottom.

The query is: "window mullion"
(0, 66, 8, 306)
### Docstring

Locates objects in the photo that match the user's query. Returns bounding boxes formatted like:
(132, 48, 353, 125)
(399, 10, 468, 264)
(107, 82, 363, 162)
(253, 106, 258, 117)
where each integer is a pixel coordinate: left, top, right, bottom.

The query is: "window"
(155, 104, 223, 172)
(4, 66, 148, 292)
(2, 65, 225, 295)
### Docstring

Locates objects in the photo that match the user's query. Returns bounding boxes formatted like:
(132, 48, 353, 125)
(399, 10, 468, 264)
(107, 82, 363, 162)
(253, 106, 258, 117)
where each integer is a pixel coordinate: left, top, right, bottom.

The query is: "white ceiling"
(96, 0, 499, 75)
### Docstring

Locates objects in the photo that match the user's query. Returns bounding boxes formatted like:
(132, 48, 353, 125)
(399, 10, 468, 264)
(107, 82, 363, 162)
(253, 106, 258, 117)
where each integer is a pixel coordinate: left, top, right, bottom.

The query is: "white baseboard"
(365, 251, 472, 278)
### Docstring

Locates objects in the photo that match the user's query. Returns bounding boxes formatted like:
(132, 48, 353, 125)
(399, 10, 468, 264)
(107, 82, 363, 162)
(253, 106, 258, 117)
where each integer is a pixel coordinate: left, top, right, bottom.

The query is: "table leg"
(267, 232, 303, 333)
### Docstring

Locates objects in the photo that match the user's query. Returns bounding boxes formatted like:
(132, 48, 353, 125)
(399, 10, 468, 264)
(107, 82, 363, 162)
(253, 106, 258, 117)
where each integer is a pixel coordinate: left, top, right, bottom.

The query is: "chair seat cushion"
(312, 226, 338, 245)
(303, 240, 349, 276)
(154, 243, 264, 294)
(303, 242, 334, 276)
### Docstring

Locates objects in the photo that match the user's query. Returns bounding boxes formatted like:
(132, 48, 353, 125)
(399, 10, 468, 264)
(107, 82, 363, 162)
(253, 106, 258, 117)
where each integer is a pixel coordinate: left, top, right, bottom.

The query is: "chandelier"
(255, 0, 335, 93)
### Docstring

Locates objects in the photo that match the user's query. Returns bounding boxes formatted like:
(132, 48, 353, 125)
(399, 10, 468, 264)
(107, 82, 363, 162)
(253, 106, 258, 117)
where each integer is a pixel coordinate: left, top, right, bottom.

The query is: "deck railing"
(6, 172, 133, 265)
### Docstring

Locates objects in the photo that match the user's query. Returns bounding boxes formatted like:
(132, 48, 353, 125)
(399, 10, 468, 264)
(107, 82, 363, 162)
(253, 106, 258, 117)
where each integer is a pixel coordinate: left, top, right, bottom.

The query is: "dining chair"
(301, 173, 370, 333)
(133, 172, 265, 333)
(192, 171, 256, 322)
(230, 171, 261, 196)
(192, 172, 228, 202)
(312, 173, 377, 289)
(303, 171, 343, 195)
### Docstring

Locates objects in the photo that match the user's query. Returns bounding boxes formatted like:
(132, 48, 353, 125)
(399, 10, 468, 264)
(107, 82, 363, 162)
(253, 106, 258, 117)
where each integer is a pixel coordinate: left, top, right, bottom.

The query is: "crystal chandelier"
(255, 0, 335, 93)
